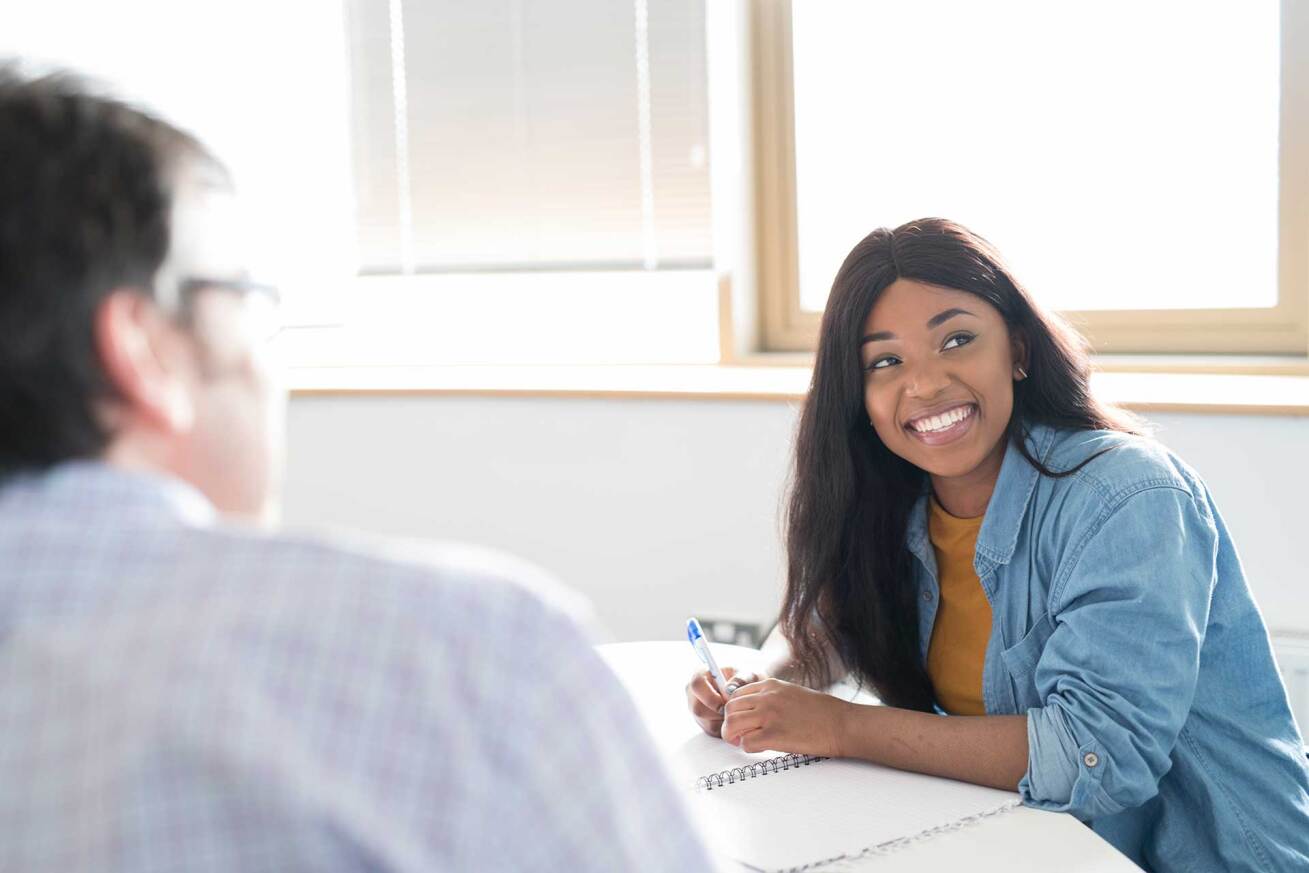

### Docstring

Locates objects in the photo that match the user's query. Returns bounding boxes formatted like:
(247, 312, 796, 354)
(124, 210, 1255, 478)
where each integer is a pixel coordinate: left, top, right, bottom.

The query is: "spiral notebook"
(677, 735, 1020, 872)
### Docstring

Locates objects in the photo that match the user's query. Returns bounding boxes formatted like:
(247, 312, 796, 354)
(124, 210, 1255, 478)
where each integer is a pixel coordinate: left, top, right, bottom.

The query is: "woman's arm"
(731, 624, 1031, 792)
(841, 706, 1027, 790)
(721, 681, 1028, 791)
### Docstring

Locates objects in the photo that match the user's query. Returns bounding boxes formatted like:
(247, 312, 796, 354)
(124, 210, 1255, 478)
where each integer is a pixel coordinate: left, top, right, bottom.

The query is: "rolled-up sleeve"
(1018, 484, 1217, 820)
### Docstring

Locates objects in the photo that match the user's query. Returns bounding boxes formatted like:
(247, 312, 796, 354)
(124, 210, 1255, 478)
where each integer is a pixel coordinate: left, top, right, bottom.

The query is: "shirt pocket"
(999, 613, 1054, 702)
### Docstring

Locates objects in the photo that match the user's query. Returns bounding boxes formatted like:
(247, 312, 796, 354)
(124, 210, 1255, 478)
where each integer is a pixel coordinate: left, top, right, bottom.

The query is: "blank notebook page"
(689, 756, 1018, 871)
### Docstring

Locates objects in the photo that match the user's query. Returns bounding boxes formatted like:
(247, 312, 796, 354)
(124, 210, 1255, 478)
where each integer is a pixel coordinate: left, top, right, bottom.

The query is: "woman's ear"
(1010, 329, 1029, 380)
(93, 290, 196, 435)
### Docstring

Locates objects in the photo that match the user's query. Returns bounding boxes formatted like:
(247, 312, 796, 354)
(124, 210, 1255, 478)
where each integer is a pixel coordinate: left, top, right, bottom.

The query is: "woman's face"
(860, 278, 1024, 503)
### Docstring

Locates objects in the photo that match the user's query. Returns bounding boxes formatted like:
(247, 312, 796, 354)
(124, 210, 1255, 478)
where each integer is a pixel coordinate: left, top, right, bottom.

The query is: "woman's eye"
(866, 355, 900, 371)
(942, 332, 975, 351)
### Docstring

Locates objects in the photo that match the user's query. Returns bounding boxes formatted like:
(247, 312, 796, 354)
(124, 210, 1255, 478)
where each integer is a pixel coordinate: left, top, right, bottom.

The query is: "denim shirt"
(905, 422, 1309, 872)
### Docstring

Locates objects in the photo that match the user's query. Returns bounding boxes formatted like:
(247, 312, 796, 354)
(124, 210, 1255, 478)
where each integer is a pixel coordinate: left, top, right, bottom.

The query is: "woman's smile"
(904, 402, 978, 447)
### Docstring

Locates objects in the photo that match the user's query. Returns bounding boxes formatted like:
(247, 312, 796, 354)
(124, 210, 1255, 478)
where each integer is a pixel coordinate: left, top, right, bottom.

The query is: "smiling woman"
(786, 217, 1140, 709)
(684, 219, 1309, 872)
(862, 284, 1024, 517)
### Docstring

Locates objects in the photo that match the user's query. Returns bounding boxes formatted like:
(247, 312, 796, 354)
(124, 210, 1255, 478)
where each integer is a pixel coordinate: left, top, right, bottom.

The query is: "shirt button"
(923, 591, 933, 601)
(1083, 752, 1100, 768)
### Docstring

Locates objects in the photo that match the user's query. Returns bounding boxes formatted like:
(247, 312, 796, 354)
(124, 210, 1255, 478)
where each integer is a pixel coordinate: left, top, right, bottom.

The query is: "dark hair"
(0, 66, 224, 476)
(781, 217, 1141, 711)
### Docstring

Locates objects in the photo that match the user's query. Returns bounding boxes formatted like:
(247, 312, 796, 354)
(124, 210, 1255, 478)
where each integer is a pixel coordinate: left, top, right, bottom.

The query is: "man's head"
(0, 68, 284, 520)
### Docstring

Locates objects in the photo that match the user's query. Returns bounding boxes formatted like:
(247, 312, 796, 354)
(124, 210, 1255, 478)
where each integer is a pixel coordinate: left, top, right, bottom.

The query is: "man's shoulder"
(191, 522, 596, 635)
(3, 522, 604, 729)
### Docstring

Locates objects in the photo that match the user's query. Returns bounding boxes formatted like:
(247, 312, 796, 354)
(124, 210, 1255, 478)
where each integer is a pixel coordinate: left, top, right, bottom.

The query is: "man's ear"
(93, 290, 196, 435)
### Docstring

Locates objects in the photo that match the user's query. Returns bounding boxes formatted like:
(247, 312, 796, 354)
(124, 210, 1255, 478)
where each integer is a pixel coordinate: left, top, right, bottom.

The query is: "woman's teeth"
(910, 405, 974, 434)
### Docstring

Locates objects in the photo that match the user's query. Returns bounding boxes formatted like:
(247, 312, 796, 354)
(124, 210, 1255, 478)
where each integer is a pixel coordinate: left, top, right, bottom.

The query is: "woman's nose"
(905, 360, 951, 399)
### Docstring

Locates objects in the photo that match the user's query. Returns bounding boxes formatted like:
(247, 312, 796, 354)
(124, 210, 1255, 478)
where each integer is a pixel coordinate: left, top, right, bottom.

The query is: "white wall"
(283, 396, 1309, 642)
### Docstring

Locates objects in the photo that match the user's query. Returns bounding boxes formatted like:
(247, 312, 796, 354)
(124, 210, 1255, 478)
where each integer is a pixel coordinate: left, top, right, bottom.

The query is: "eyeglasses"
(177, 277, 281, 306)
(174, 276, 284, 343)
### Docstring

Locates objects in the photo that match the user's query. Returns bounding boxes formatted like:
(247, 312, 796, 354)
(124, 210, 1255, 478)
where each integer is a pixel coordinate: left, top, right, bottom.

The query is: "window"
(310, 0, 722, 368)
(751, 0, 1309, 357)
(347, 0, 711, 275)
(5, 0, 723, 370)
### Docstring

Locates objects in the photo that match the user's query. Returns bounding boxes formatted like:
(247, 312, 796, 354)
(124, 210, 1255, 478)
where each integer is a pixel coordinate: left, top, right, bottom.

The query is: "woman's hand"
(685, 667, 764, 737)
(721, 677, 851, 757)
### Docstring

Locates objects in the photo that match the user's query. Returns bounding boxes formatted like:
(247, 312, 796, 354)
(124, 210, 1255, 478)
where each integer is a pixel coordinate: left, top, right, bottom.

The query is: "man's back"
(0, 462, 713, 871)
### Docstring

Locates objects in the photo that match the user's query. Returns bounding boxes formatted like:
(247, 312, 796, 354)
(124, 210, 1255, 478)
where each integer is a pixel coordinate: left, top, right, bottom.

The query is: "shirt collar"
(906, 421, 1058, 571)
(974, 422, 1057, 568)
(0, 460, 218, 528)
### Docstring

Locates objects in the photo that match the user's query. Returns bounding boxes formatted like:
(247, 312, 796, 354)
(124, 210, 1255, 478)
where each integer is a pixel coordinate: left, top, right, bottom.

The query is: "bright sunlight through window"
(792, 1, 1280, 315)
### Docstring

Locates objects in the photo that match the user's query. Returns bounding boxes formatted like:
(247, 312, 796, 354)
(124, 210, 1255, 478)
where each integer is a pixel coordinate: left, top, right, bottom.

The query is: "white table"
(600, 641, 1140, 873)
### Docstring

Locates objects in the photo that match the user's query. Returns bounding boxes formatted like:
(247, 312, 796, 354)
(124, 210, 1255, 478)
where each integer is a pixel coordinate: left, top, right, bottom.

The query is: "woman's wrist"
(828, 696, 862, 758)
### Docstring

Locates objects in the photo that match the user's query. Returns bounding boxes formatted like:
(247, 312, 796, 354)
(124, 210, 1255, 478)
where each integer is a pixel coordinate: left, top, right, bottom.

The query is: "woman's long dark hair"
(782, 218, 1141, 711)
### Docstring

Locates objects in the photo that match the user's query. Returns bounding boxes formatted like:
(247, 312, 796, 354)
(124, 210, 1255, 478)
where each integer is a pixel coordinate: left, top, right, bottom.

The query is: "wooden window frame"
(747, 0, 1309, 359)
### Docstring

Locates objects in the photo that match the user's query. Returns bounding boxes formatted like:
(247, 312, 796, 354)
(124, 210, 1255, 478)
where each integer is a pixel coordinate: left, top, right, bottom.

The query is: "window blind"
(346, 0, 712, 275)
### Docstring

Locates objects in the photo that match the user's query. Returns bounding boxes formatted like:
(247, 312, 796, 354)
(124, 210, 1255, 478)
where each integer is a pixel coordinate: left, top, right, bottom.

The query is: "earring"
(1015, 366, 1027, 380)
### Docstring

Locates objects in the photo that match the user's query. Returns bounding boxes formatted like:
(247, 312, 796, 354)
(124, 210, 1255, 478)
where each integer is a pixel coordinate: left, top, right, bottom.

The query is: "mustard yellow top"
(925, 497, 991, 716)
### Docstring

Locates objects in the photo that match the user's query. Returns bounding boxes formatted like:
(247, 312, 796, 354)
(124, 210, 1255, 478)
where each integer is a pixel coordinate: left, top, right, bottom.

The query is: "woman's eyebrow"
(926, 307, 977, 329)
(861, 307, 979, 344)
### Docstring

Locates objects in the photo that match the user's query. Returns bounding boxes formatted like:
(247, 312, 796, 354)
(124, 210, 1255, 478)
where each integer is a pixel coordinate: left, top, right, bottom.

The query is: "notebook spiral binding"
(695, 753, 827, 791)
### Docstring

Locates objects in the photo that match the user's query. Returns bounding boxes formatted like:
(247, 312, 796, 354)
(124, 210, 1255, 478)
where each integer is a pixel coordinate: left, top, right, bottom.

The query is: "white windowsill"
(288, 362, 1309, 416)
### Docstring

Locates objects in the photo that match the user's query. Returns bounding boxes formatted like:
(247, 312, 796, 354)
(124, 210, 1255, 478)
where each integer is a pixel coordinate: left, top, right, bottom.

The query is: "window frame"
(748, 0, 1309, 358)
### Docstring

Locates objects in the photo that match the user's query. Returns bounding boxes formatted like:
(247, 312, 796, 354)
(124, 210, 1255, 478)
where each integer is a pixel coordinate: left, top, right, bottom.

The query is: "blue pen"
(687, 617, 735, 698)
